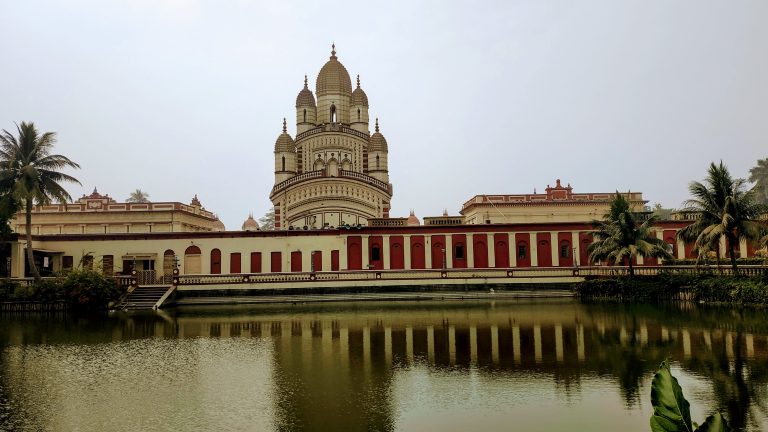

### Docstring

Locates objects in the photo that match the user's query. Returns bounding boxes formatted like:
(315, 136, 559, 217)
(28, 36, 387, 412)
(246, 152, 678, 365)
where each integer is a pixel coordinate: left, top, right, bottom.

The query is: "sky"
(1, 0, 766, 229)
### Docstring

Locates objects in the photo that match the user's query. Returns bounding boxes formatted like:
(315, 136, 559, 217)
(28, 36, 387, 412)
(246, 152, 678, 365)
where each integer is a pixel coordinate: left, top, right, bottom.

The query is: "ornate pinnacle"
(375, 118, 379, 133)
(282, 118, 287, 133)
(304, 74, 308, 88)
(356, 74, 360, 88)
(331, 43, 336, 59)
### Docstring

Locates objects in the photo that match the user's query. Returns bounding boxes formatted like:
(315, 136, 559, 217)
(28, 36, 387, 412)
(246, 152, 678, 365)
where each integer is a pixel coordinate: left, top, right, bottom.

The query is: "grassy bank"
(576, 271, 768, 304)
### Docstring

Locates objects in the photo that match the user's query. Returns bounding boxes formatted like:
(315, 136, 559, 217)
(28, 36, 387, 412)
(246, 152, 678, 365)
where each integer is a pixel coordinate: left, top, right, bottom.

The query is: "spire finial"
(282, 118, 287, 133)
(304, 74, 308, 88)
(331, 43, 336, 59)
(375, 118, 379, 133)
(356, 74, 360, 88)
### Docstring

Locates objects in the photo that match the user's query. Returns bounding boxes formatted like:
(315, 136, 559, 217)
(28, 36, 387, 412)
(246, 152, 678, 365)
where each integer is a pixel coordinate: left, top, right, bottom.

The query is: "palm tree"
(0, 122, 80, 282)
(588, 193, 672, 277)
(677, 161, 765, 275)
(749, 158, 768, 205)
(126, 189, 150, 203)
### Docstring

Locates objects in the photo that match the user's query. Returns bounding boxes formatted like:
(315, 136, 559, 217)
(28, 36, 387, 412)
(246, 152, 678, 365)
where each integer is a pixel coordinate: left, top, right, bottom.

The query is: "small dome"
(274, 118, 295, 152)
(369, 118, 388, 152)
(242, 214, 259, 231)
(316, 44, 352, 96)
(213, 219, 225, 231)
(407, 210, 420, 226)
(351, 75, 368, 107)
(295, 75, 316, 108)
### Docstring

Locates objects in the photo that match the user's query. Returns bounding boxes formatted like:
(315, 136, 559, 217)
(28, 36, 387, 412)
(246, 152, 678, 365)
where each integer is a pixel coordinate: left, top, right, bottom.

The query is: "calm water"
(0, 299, 766, 432)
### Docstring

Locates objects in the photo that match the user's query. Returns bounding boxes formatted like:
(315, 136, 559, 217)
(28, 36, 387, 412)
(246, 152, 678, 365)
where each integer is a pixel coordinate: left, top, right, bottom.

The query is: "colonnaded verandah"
(270, 44, 393, 230)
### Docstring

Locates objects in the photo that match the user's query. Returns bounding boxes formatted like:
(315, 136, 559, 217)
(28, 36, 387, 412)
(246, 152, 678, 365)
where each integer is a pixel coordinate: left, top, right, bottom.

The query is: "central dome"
(316, 44, 352, 96)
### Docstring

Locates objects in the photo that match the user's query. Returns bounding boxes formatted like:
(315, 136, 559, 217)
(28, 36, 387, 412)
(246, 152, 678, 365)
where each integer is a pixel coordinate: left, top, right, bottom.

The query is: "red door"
(331, 250, 340, 271)
(347, 236, 362, 270)
(557, 233, 573, 267)
(494, 233, 509, 268)
(230, 252, 241, 273)
(579, 233, 592, 266)
(536, 233, 552, 267)
(515, 233, 531, 267)
(410, 236, 425, 269)
(210, 249, 221, 274)
(431, 235, 446, 269)
(452, 234, 467, 268)
(369, 235, 383, 270)
(271, 252, 282, 273)
(250, 252, 262, 273)
(390, 236, 404, 269)
(312, 251, 322, 272)
(290, 251, 302, 272)
(472, 235, 488, 268)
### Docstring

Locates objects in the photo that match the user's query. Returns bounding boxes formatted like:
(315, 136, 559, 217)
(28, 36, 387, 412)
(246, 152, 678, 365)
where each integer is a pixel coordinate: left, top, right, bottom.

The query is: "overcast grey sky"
(1, 0, 766, 229)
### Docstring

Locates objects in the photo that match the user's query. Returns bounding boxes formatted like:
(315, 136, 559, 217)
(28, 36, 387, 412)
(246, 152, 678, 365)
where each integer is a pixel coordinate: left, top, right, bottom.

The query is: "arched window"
(376, 154, 380, 169)
(281, 155, 285, 171)
(330, 105, 337, 123)
(517, 242, 528, 259)
(357, 108, 361, 121)
(303, 109, 306, 123)
(560, 240, 571, 258)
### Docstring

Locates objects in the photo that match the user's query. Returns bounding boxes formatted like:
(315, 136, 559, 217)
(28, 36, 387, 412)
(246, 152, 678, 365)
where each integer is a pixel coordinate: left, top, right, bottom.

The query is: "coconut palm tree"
(588, 193, 672, 277)
(749, 158, 768, 205)
(127, 189, 150, 203)
(677, 161, 765, 275)
(0, 122, 80, 282)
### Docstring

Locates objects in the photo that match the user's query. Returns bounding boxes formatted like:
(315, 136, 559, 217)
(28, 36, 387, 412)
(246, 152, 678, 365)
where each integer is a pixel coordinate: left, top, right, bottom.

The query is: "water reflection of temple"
(170, 302, 768, 369)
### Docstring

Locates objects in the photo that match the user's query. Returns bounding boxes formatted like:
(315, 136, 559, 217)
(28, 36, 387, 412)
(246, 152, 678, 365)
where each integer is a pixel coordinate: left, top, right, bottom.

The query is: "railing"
(369, 218, 408, 227)
(271, 169, 392, 196)
(295, 124, 371, 142)
(174, 265, 768, 287)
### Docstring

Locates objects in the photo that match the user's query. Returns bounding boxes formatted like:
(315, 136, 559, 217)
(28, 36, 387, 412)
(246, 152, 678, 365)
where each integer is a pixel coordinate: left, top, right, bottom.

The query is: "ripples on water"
(0, 300, 765, 432)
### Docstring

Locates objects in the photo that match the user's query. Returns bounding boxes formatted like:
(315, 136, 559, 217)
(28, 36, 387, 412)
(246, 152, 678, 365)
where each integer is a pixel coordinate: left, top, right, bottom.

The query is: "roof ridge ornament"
(330, 43, 336, 60)
(375, 118, 379, 133)
(356, 74, 360, 88)
(304, 74, 308, 89)
(282, 118, 287, 133)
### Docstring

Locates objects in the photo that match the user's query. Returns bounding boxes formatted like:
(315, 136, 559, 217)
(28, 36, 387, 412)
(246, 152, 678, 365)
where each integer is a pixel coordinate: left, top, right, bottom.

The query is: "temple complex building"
(11, 188, 225, 235)
(461, 179, 647, 225)
(270, 45, 393, 230)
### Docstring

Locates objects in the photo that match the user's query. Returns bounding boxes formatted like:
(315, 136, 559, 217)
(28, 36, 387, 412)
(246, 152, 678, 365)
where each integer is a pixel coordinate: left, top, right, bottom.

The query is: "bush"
(59, 269, 120, 311)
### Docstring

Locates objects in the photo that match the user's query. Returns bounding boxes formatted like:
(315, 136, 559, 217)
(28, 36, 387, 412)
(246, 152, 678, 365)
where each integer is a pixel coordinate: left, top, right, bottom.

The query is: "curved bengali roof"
(295, 75, 316, 108)
(274, 118, 295, 152)
(316, 44, 352, 96)
(369, 118, 388, 152)
(351, 75, 368, 107)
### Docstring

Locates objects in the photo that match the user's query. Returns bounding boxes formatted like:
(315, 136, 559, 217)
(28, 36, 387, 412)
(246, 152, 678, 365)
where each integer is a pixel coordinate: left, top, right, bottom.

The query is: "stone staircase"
(118, 285, 172, 310)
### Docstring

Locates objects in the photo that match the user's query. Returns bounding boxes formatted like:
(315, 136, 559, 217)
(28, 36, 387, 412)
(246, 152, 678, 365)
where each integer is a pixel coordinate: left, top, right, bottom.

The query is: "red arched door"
(210, 248, 221, 274)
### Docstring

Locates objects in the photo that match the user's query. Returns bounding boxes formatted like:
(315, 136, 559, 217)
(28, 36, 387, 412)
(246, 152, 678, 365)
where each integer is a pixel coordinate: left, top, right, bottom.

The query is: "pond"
(0, 299, 766, 431)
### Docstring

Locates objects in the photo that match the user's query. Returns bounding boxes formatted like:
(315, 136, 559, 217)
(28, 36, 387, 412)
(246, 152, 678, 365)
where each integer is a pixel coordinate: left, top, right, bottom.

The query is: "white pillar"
(425, 237, 432, 269)
(682, 329, 691, 359)
(384, 326, 392, 366)
(571, 231, 580, 266)
(487, 233, 496, 267)
(448, 325, 456, 365)
(362, 236, 369, 269)
(445, 235, 453, 269)
(550, 231, 559, 267)
(466, 234, 475, 267)
(509, 234, 517, 267)
(531, 233, 539, 267)
(427, 325, 435, 364)
(405, 326, 414, 363)
(577, 324, 585, 361)
(534, 325, 542, 363)
(555, 325, 563, 363)
(382, 235, 390, 270)
(469, 326, 478, 364)
(340, 236, 348, 270)
(404, 235, 411, 270)
(512, 325, 521, 364)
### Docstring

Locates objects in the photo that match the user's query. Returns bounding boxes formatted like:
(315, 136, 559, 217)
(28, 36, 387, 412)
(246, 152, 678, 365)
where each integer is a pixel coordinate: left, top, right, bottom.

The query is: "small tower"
(315, 44, 352, 124)
(350, 75, 369, 133)
(368, 118, 389, 183)
(295, 75, 317, 134)
(274, 118, 297, 183)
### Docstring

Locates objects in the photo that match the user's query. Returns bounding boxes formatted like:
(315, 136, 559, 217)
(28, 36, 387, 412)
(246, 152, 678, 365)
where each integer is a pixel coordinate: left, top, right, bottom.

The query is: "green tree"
(588, 193, 672, 277)
(0, 122, 80, 282)
(748, 158, 768, 205)
(259, 206, 275, 230)
(677, 162, 765, 275)
(126, 189, 150, 203)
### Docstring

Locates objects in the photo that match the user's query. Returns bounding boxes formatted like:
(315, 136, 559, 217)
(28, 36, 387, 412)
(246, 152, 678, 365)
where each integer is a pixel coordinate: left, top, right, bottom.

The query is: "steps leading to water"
(119, 286, 172, 310)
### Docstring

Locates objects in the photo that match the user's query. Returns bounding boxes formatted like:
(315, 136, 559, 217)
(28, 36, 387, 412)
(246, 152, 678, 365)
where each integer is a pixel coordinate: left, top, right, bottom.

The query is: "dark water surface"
(0, 299, 766, 431)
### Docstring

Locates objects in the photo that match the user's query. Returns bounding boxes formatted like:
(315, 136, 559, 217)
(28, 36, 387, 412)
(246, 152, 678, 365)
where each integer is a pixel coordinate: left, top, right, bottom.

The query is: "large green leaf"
(694, 413, 731, 432)
(650, 361, 693, 432)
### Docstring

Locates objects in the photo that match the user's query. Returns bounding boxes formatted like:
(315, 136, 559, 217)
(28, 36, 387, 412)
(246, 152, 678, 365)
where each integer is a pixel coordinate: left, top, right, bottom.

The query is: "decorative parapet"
(423, 216, 465, 226)
(30, 202, 217, 220)
(369, 218, 407, 227)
